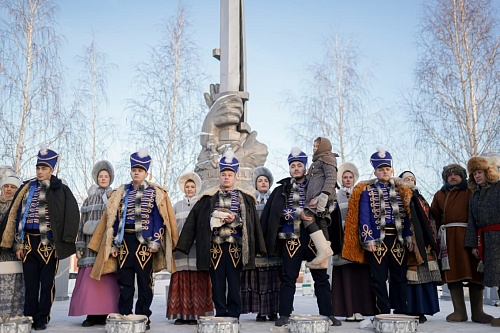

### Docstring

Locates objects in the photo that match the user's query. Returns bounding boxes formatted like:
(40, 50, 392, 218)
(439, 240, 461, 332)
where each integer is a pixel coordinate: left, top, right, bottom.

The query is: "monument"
(195, 0, 268, 192)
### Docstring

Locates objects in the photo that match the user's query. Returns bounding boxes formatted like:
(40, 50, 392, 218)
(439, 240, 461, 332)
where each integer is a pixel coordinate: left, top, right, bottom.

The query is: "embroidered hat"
(370, 147, 392, 170)
(130, 148, 151, 172)
(36, 144, 59, 169)
(287, 147, 308, 166)
(219, 150, 239, 173)
(92, 160, 115, 185)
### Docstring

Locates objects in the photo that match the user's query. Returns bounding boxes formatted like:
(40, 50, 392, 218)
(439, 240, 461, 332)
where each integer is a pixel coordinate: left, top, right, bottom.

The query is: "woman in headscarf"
(0, 168, 23, 318)
(399, 171, 441, 323)
(332, 162, 375, 322)
(241, 166, 281, 321)
(167, 172, 213, 325)
(68, 161, 119, 326)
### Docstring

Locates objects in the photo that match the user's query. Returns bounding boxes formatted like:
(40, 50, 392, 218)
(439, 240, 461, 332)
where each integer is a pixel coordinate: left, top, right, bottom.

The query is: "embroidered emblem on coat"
(372, 242, 388, 264)
(22, 235, 33, 263)
(118, 240, 129, 268)
(229, 243, 241, 268)
(135, 244, 152, 269)
(391, 240, 405, 266)
(286, 238, 301, 258)
(37, 242, 55, 265)
(308, 238, 317, 256)
(210, 243, 222, 270)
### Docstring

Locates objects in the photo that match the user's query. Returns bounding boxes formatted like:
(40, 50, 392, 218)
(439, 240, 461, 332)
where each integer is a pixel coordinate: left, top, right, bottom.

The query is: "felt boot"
(446, 283, 468, 322)
(469, 284, 493, 323)
(305, 230, 333, 268)
(491, 317, 500, 327)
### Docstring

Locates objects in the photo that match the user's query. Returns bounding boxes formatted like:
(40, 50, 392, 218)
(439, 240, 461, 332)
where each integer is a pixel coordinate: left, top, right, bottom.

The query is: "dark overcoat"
(0, 175, 80, 259)
(175, 187, 266, 271)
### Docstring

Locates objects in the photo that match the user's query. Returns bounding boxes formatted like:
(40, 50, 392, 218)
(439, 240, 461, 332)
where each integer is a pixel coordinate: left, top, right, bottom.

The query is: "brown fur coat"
(342, 178, 423, 265)
(88, 182, 178, 280)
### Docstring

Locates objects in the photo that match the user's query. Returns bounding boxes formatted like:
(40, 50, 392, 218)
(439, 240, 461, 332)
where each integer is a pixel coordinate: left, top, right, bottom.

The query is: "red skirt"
(166, 270, 213, 320)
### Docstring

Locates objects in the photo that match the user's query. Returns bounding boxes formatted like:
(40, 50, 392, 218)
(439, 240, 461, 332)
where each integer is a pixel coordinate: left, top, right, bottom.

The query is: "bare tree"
(406, 0, 500, 166)
(0, 0, 69, 178)
(286, 33, 371, 164)
(127, 4, 206, 200)
(63, 34, 117, 198)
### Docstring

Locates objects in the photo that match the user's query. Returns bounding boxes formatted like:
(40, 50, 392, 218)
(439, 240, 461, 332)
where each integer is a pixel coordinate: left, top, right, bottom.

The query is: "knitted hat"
(287, 147, 308, 166)
(338, 162, 359, 185)
(130, 149, 151, 172)
(467, 156, 500, 188)
(399, 170, 416, 185)
(92, 160, 115, 186)
(252, 166, 274, 189)
(36, 144, 59, 169)
(442, 164, 467, 183)
(370, 147, 392, 170)
(0, 165, 15, 180)
(178, 172, 202, 195)
(219, 150, 239, 173)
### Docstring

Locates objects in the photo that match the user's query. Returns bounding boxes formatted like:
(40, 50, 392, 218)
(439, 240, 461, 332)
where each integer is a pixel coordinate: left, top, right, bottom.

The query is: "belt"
(478, 224, 500, 260)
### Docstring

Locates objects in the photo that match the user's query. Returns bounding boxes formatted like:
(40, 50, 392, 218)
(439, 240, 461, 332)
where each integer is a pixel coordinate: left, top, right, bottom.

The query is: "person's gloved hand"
(316, 193, 329, 212)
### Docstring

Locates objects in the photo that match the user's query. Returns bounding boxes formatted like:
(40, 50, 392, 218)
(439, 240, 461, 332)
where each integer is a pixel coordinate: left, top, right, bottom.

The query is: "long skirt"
(0, 249, 24, 318)
(68, 266, 120, 316)
(240, 265, 281, 316)
(406, 283, 440, 315)
(166, 270, 213, 320)
(331, 263, 376, 317)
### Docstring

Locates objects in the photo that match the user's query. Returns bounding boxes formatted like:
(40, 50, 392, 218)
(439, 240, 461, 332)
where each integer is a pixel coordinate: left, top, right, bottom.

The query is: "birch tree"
(286, 33, 370, 164)
(0, 0, 68, 177)
(406, 0, 500, 166)
(64, 35, 117, 198)
(127, 4, 205, 199)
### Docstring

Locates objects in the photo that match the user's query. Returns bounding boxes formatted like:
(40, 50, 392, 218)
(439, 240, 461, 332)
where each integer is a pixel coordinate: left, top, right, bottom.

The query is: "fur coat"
(342, 178, 423, 266)
(88, 182, 178, 280)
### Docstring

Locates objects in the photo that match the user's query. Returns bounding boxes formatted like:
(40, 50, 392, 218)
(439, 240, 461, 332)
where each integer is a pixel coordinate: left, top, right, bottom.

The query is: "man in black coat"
(260, 148, 341, 327)
(1, 146, 79, 331)
(176, 151, 266, 318)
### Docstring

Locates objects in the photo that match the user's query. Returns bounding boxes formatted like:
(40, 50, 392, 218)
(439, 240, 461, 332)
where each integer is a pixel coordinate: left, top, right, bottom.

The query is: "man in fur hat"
(430, 163, 492, 324)
(342, 148, 415, 315)
(176, 150, 266, 318)
(464, 156, 499, 327)
(88, 149, 177, 330)
(0, 146, 79, 330)
(260, 148, 341, 327)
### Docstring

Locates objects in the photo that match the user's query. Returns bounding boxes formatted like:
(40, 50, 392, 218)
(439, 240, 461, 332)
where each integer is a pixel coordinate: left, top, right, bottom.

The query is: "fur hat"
(338, 162, 359, 186)
(219, 149, 239, 173)
(399, 170, 416, 185)
(92, 160, 114, 186)
(467, 156, 500, 188)
(288, 147, 308, 166)
(0, 169, 22, 189)
(130, 148, 151, 172)
(36, 144, 59, 169)
(178, 172, 202, 196)
(252, 166, 274, 189)
(442, 164, 467, 183)
(370, 147, 392, 170)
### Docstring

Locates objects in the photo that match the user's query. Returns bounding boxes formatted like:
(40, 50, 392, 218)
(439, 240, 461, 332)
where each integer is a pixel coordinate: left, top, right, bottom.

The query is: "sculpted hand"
(203, 83, 220, 109)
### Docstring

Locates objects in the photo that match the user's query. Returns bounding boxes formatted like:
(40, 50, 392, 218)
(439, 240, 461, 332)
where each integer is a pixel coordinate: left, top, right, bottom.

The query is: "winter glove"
(316, 193, 329, 212)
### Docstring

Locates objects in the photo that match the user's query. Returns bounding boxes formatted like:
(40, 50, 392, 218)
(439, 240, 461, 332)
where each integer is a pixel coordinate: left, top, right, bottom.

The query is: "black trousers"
(209, 242, 243, 318)
(117, 233, 154, 318)
(369, 234, 408, 314)
(22, 233, 58, 325)
(278, 231, 333, 317)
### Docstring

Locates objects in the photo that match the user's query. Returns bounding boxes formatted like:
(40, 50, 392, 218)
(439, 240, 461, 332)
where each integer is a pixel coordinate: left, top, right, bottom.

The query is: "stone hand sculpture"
(196, 83, 268, 191)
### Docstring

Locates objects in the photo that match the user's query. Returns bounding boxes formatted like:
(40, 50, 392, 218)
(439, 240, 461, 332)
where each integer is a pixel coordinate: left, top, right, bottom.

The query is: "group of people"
(0, 139, 499, 330)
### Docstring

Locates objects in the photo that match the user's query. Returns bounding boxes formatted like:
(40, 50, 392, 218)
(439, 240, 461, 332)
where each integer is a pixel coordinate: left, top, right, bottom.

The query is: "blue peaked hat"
(219, 150, 239, 173)
(130, 149, 151, 172)
(287, 147, 308, 166)
(36, 145, 59, 169)
(370, 147, 393, 170)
